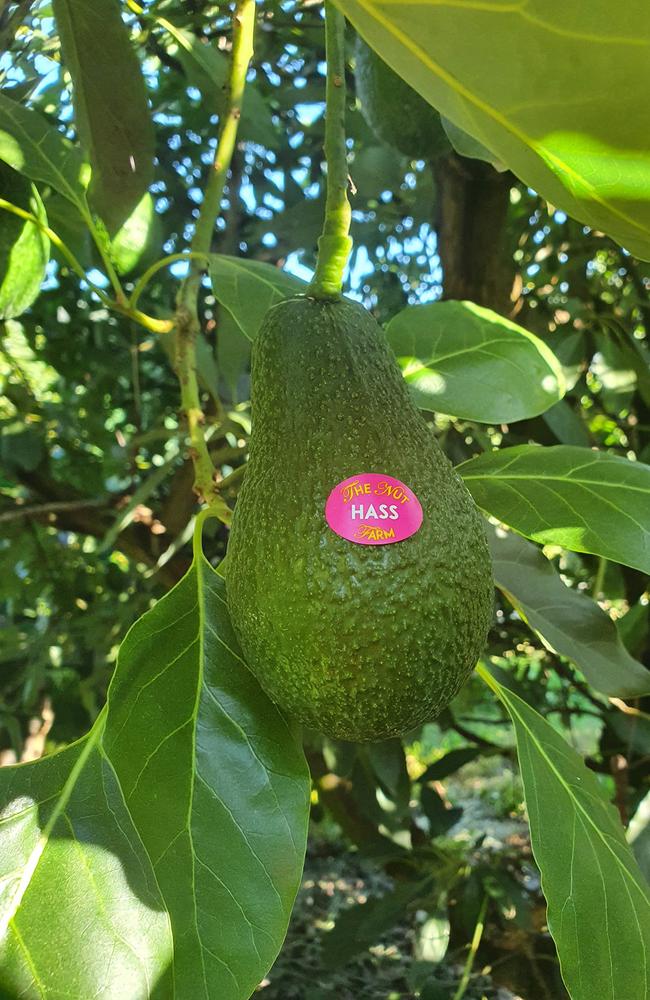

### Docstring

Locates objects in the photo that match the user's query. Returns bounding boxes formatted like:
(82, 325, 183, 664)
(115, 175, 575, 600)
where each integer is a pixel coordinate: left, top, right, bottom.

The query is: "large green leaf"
(336, 2, 650, 261)
(0, 518, 310, 999)
(0, 163, 49, 320)
(459, 445, 650, 574)
(385, 300, 565, 422)
(0, 94, 87, 210)
(209, 255, 306, 341)
(488, 525, 650, 699)
(53, 0, 155, 232)
(478, 665, 650, 1000)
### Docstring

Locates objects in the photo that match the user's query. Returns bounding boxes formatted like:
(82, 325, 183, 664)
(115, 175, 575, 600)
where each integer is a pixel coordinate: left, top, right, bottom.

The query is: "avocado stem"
(307, 3, 353, 301)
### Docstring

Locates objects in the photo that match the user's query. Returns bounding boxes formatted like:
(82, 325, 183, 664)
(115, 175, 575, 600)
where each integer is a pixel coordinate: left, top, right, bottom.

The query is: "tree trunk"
(434, 152, 515, 313)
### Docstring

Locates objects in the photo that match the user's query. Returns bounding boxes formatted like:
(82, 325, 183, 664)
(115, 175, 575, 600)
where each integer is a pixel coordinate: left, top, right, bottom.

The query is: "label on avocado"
(325, 473, 423, 545)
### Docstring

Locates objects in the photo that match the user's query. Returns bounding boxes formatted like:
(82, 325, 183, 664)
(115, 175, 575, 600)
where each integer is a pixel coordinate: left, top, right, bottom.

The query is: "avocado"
(354, 37, 451, 161)
(226, 296, 492, 742)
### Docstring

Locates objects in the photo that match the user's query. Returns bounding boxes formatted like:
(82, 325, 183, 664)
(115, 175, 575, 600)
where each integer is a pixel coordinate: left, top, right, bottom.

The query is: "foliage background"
(1, 2, 649, 997)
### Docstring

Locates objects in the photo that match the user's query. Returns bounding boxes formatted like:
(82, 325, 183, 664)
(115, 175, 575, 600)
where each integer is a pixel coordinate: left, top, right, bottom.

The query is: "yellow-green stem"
(173, 0, 255, 514)
(307, 3, 352, 300)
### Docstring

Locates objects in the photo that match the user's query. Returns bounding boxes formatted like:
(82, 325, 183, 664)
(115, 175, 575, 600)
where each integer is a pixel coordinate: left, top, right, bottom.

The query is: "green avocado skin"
(354, 38, 450, 161)
(226, 297, 493, 742)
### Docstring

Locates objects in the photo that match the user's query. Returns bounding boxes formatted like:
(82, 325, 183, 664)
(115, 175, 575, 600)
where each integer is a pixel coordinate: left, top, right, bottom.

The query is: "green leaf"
(209, 255, 306, 341)
(364, 739, 410, 811)
(488, 525, 650, 699)
(0, 518, 310, 998)
(321, 880, 431, 968)
(420, 786, 462, 837)
(459, 445, 650, 574)
(53, 0, 155, 232)
(216, 308, 251, 403)
(0, 163, 49, 319)
(385, 301, 565, 422)
(108, 192, 161, 277)
(440, 117, 505, 170)
(417, 747, 481, 783)
(478, 664, 650, 1000)
(0, 93, 87, 210)
(337, 2, 650, 260)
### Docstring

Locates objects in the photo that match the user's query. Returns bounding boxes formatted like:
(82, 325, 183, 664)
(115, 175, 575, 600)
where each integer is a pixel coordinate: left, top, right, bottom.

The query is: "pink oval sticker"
(325, 473, 423, 546)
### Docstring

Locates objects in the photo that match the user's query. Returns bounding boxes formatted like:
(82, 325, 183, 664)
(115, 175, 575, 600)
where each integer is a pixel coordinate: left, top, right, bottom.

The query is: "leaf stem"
(307, 3, 352, 301)
(173, 0, 255, 516)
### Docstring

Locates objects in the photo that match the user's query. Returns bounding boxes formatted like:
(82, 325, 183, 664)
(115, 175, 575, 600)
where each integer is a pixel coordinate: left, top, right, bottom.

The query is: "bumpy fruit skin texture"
(226, 297, 493, 742)
(354, 38, 451, 161)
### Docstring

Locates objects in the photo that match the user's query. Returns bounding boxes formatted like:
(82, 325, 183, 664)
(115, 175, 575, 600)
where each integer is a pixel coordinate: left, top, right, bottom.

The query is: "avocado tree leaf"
(385, 300, 565, 422)
(0, 721, 174, 998)
(0, 93, 87, 211)
(0, 163, 49, 319)
(53, 0, 155, 233)
(321, 879, 432, 969)
(209, 255, 306, 341)
(336, 2, 650, 261)
(488, 525, 650, 699)
(477, 664, 650, 1000)
(458, 445, 650, 574)
(0, 518, 310, 999)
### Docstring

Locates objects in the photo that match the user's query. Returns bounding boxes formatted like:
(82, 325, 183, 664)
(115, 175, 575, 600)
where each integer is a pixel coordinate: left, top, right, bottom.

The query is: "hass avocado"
(226, 296, 493, 742)
(354, 37, 451, 161)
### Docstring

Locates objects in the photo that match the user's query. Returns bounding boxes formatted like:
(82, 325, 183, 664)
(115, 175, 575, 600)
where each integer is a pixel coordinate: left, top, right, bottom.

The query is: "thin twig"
(0, 498, 109, 524)
(172, 0, 256, 517)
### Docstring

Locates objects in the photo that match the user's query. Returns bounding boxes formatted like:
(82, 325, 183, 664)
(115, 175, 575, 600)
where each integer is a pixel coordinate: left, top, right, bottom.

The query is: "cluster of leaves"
(0, 2, 649, 999)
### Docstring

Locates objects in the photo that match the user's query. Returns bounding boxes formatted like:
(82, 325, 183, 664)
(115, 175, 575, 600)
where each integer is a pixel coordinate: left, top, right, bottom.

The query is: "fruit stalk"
(307, 3, 352, 300)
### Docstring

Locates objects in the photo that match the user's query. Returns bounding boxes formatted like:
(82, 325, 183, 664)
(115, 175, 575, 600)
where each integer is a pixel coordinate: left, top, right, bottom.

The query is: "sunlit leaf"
(386, 300, 565, 422)
(337, 1, 650, 260)
(0, 94, 87, 210)
(459, 445, 650, 574)
(479, 665, 650, 1000)
(0, 163, 49, 319)
(0, 519, 310, 999)
(488, 525, 650, 698)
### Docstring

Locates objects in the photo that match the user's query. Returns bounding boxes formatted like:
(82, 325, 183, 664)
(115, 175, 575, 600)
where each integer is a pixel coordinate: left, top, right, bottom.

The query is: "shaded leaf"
(488, 525, 650, 698)
(0, 519, 310, 999)
(479, 664, 650, 1000)
(0, 93, 87, 210)
(459, 445, 650, 574)
(337, 2, 650, 260)
(417, 747, 481, 783)
(420, 786, 462, 837)
(386, 300, 564, 422)
(53, 0, 155, 232)
(209, 255, 306, 341)
(0, 163, 49, 319)
(216, 307, 251, 403)
(364, 739, 410, 812)
(542, 399, 591, 447)
(321, 879, 431, 968)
